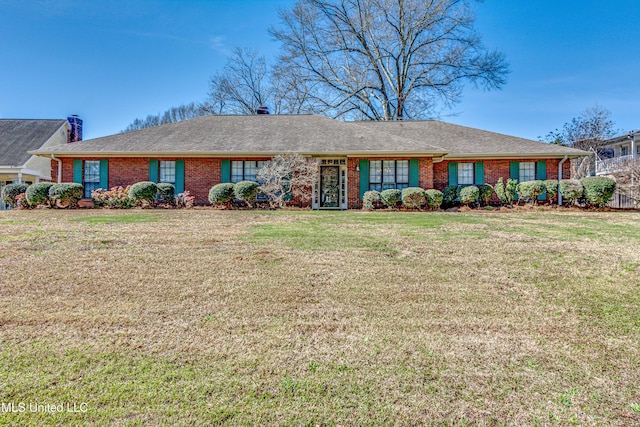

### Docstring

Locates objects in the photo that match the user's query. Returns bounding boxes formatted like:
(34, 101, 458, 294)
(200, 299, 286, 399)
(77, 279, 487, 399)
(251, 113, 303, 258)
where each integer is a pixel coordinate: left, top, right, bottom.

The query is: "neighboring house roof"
(601, 129, 639, 147)
(353, 120, 587, 158)
(1, 119, 67, 166)
(30, 114, 449, 157)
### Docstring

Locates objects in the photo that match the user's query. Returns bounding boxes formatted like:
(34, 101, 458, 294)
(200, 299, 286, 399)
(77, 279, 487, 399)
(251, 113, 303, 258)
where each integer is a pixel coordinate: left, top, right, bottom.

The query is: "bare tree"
(270, 0, 509, 121)
(541, 105, 619, 151)
(122, 102, 211, 132)
(257, 154, 320, 208)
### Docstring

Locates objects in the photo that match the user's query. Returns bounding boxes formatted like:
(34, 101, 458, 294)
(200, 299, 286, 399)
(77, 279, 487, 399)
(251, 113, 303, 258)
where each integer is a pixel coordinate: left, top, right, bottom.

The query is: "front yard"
(1, 209, 639, 426)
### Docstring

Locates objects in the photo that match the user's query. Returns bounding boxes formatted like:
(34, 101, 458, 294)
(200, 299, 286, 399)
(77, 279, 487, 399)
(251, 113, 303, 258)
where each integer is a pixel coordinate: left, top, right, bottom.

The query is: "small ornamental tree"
(25, 182, 54, 207)
(425, 189, 444, 210)
(581, 176, 616, 207)
(208, 183, 235, 207)
(380, 189, 401, 209)
(559, 180, 584, 205)
(129, 181, 158, 207)
(257, 154, 320, 208)
(459, 185, 479, 206)
(2, 183, 29, 208)
(543, 180, 559, 203)
(401, 187, 426, 209)
(49, 183, 83, 208)
(362, 190, 381, 210)
(234, 181, 260, 207)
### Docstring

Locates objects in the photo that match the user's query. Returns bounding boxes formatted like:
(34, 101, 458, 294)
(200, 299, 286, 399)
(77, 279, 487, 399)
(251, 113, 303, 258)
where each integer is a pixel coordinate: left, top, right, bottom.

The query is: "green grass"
(1, 208, 639, 426)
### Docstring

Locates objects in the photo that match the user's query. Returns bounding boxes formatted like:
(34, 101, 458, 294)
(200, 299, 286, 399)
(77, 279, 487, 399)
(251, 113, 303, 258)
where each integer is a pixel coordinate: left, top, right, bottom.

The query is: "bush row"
(362, 187, 444, 210)
(208, 181, 262, 208)
(2, 182, 84, 208)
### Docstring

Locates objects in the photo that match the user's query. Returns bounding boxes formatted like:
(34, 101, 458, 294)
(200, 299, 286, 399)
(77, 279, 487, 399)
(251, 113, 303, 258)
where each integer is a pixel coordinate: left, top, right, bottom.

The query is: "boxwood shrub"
(543, 179, 559, 203)
(2, 183, 29, 208)
(425, 189, 444, 210)
(234, 181, 260, 207)
(478, 184, 494, 206)
(49, 183, 84, 208)
(208, 183, 235, 206)
(25, 182, 54, 207)
(559, 180, 584, 205)
(517, 180, 545, 204)
(581, 176, 616, 207)
(442, 185, 459, 208)
(362, 190, 381, 210)
(380, 189, 401, 209)
(401, 187, 426, 209)
(459, 185, 479, 206)
(157, 183, 175, 205)
(129, 181, 158, 206)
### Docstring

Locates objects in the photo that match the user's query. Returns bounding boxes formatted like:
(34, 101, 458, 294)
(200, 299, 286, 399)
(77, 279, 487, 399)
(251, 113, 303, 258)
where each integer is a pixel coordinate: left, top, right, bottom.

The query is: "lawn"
(1, 208, 639, 426)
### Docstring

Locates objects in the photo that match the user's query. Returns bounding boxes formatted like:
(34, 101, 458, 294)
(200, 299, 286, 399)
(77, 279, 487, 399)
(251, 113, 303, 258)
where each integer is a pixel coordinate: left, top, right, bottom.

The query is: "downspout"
(557, 155, 568, 206)
(51, 155, 62, 183)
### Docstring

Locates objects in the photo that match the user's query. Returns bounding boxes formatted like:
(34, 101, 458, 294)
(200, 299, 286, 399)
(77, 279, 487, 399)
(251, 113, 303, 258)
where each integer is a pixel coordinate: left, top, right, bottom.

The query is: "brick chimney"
(67, 115, 83, 142)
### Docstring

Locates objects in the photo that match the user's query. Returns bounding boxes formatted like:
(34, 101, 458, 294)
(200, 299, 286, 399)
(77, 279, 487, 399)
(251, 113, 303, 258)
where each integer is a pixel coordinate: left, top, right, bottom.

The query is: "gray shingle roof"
(1, 119, 66, 166)
(30, 114, 448, 156)
(353, 120, 587, 158)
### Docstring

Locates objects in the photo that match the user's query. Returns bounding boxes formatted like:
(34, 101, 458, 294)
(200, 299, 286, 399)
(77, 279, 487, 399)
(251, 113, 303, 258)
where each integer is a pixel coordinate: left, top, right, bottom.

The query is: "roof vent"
(256, 106, 270, 115)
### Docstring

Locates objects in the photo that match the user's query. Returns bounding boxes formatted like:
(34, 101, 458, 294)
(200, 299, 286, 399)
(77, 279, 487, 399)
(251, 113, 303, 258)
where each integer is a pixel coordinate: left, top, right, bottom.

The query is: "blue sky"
(1, 0, 638, 140)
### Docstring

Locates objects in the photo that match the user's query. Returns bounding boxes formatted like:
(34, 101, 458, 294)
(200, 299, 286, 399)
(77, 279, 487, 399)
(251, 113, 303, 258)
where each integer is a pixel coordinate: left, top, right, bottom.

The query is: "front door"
(320, 166, 340, 208)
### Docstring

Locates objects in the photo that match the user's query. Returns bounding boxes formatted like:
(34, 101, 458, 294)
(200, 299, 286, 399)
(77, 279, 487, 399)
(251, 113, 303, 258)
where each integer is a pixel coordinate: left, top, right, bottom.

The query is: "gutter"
(557, 155, 568, 206)
(51, 155, 62, 183)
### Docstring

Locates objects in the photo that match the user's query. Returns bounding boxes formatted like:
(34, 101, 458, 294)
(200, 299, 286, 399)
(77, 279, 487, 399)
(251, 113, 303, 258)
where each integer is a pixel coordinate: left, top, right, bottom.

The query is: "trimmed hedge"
(559, 180, 584, 204)
(25, 182, 54, 207)
(234, 181, 260, 207)
(401, 187, 426, 209)
(362, 190, 381, 210)
(459, 185, 479, 206)
(49, 183, 83, 208)
(581, 176, 616, 207)
(543, 180, 559, 203)
(157, 183, 175, 205)
(442, 185, 459, 208)
(478, 184, 494, 206)
(129, 181, 158, 206)
(2, 183, 29, 207)
(380, 189, 401, 209)
(425, 189, 443, 210)
(517, 180, 545, 204)
(208, 183, 235, 206)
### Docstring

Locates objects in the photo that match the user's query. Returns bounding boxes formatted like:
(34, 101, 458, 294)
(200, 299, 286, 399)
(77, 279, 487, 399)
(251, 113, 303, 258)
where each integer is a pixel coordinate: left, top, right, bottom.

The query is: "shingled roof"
(30, 114, 448, 157)
(1, 119, 67, 166)
(353, 120, 586, 158)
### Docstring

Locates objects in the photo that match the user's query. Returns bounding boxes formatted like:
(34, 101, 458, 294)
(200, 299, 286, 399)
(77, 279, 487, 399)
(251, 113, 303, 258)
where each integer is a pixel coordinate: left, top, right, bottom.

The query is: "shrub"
(380, 189, 401, 209)
(478, 184, 494, 206)
(2, 183, 29, 208)
(48, 183, 83, 208)
(494, 178, 507, 205)
(25, 182, 54, 207)
(505, 179, 518, 205)
(157, 183, 175, 205)
(92, 186, 136, 209)
(442, 185, 460, 208)
(208, 183, 235, 206)
(128, 181, 158, 206)
(176, 191, 195, 209)
(401, 187, 426, 209)
(15, 193, 31, 209)
(362, 190, 381, 210)
(425, 189, 444, 210)
(581, 176, 616, 207)
(459, 185, 479, 206)
(234, 181, 260, 207)
(559, 180, 584, 205)
(516, 180, 545, 204)
(543, 180, 559, 203)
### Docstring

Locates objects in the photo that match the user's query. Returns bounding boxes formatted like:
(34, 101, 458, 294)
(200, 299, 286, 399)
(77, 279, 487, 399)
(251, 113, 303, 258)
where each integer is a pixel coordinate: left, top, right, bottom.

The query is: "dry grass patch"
(0, 209, 639, 426)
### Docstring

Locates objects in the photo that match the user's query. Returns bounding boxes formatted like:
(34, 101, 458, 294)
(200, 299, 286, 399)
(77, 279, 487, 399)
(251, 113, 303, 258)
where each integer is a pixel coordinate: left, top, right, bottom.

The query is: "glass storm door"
(320, 166, 340, 208)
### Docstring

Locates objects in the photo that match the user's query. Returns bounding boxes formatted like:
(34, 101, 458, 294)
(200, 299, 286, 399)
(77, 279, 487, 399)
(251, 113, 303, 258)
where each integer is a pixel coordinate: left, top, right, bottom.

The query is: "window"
(84, 160, 100, 198)
(231, 161, 266, 183)
(369, 160, 409, 191)
(519, 162, 536, 183)
(621, 146, 629, 156)
(457, 163, 474, 185)
(159, 161, 176, 185)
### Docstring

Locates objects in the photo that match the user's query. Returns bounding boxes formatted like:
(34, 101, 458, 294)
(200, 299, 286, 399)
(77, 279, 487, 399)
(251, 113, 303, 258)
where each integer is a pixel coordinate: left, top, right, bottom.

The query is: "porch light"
(356, 164, 360, 172)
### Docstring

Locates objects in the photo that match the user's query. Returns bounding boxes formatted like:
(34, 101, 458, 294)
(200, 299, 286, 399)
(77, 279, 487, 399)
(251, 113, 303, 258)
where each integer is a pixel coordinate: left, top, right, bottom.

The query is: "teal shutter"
(149, 160, 159, 183)
(448, 162, 458, 186)
(99, 160, 109, 189)
(537, 160, 547, 200)
(474, 162, 485, 185)
(221, 160, 231, 183)
(409, 159, 419, 187)
(73, 159, 82, 183)
(359, 160, 369, 199)
(509, 162, 519, 181)
(175, 160, 185, 194)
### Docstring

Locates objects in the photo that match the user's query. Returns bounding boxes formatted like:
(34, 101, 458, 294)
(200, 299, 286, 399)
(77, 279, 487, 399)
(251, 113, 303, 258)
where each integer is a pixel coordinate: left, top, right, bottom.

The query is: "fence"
(608, 189, 638, 209)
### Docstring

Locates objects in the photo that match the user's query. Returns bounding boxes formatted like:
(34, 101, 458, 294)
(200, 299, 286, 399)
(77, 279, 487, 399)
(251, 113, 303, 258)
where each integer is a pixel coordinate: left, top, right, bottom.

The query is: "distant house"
(29, 114, 586, 209)
(595, 130, 639, 175)
(0, 116, 82, 209)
